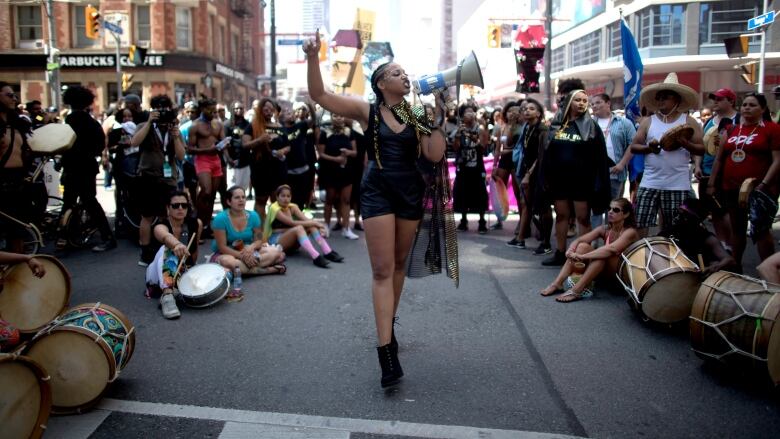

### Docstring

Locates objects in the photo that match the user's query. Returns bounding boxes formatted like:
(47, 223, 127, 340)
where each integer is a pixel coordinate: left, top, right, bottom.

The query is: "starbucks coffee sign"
(59, 54, 165, 68)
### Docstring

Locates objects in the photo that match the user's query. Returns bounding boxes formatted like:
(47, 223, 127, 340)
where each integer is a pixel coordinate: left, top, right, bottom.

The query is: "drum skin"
(23, 303, 135, 414)
(27, 123, 76, 155)
(619, 237, 701, 323)
(660, 124, 694, 151)
(690, 271, 780, 385)
(0, 255, 71, 333)
(178, 263, 230, 308)
(0, 353, 52, 439)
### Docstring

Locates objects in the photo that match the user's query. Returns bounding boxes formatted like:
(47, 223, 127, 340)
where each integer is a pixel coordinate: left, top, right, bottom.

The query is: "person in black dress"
(318, 113, 359, 238)
(452, 103, 489, 233)
(304, 33, 447, 388)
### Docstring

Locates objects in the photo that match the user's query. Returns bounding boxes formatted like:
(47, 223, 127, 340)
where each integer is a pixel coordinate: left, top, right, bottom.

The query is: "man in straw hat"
(629, 72, 705, 237)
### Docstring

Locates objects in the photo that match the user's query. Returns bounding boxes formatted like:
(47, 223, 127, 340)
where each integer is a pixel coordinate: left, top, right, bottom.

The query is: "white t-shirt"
(597, 117, 616, 164)
(641, 113, 692, 191)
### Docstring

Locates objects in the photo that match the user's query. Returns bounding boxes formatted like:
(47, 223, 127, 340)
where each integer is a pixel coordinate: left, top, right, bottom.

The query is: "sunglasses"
(3, 92, 18, 99)
(170, 203, 188, 209)
(609, 207, 624, 213)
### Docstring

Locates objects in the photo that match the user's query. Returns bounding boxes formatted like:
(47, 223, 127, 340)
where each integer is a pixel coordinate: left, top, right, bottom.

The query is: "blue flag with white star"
(621, 19, 643, 122)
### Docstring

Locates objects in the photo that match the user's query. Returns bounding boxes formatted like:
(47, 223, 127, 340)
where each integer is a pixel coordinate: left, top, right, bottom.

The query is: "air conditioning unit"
(19, 39, 45, 50)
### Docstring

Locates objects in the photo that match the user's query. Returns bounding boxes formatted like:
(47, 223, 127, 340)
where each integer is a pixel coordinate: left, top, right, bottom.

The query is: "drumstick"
(173, 233, 197, 282)
(697, 254, 705, 271)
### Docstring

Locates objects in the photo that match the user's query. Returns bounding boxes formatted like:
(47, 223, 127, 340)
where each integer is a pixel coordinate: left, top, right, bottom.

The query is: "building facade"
(0, 0, 266, 112)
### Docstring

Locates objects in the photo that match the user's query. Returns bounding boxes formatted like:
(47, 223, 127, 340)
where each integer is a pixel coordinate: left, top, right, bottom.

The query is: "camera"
(156, 108, 176, 124)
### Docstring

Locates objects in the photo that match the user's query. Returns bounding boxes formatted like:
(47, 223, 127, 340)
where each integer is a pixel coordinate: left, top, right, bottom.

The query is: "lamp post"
(270, 0, 277, 98)
(46, 0, 61, 109)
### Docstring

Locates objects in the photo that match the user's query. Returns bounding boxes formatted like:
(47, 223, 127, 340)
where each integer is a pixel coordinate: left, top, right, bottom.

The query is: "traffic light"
(85, 5, 101, 40)
(487, 24, 500, 48)
(122, 73, 134, 91)
(128, 45, 146, 66)
(740, 63, 756, 85)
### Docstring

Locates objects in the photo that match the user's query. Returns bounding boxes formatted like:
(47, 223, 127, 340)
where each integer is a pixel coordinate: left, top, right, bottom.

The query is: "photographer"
(131, 95, 187, 266)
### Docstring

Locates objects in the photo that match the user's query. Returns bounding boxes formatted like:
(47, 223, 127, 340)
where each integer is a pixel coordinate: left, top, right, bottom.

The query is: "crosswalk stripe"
(97, 398, 583, 439)
(219, 422, 350, 439)
(45, 408, 111, 438)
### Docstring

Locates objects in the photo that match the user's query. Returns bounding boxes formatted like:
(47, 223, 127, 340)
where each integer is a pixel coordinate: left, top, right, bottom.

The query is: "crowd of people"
(3, 67, 780, 386)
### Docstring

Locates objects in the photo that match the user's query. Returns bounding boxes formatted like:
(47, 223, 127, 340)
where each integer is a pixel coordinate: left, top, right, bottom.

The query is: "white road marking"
(219, 422, 350, 439)
(96, 398, 584, 439)
(45, 409, 111, 439)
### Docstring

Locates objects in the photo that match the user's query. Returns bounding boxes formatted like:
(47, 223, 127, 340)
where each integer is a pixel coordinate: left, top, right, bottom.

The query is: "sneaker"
(92, 238, 117, 252)
(506, 238, 525, 248)
(533, 243, 553, 256)
(159, 293, 180, 319)
(542, 250, 567, 266)
(567, 224, 577, 238)
(324, 251, 344, 263)
(489, 222, 503, 231)
(478, 221, 487, 234)
(342, 228, 359, 240)
(313, 255, 330, 268)
(457, 220, 468, 231)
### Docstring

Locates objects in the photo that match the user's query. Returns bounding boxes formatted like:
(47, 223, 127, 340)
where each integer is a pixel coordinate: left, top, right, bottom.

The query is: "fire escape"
(230, 0, 255, 73)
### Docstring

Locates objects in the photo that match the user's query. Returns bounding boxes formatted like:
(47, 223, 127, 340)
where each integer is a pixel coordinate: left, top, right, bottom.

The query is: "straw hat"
(639, 72, 699, 113)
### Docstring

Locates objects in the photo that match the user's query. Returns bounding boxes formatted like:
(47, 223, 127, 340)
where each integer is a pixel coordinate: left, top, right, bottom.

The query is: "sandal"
(541, 285, 564, 296)
(273, 264, 287, 274)
(225, 290, 244, 303)
(555, 290, 586, 303)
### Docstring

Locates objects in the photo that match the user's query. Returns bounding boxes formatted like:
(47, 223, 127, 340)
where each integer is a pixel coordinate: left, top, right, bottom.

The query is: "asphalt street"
(29, 191, 780, 438)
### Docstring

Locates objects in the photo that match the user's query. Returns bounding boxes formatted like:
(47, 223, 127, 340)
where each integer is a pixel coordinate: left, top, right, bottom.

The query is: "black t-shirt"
(151, 216, 199, 266)
(285, 121, 310, 170)
(63, 110, 104, 176)
(225, 118, 251, 167)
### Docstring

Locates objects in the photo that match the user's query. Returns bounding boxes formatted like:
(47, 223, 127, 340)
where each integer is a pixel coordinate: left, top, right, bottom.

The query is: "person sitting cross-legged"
(541, 198, 639, 303)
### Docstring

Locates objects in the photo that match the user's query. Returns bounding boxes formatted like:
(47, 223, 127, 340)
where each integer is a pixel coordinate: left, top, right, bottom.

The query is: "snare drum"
(27, 124, 76, 155)
(0, 255, 71, 334)
(24, 303, 135, 414)
(618, 237, 701, 323)
(690, 271, 780, 384)
(0, 353, 52, 439)
(178, 263, 230, 308)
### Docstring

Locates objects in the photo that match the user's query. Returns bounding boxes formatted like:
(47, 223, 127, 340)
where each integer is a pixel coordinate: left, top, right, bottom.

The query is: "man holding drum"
(630, 73, 705, 237)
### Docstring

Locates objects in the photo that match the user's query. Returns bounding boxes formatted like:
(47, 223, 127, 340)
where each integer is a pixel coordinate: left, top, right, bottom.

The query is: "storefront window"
(73, 5, 100, 48)
(135, 5, 151, 44)
(551, 46, 565, 73)
(570, 30, 601, 67)
(176, 7, 192, 50)
(699, 1, 760, 45)
(16, 5, 42, 43)
(637, 4, 685, 48)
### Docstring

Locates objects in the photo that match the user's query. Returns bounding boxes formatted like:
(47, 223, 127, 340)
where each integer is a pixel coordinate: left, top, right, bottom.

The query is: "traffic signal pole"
(758, 0, 769, 93)
(45, 0, 61, 109)
(114, 32, 123, 101)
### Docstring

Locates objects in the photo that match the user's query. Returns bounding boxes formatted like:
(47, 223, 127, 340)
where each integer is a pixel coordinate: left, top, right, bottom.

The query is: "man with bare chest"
(0, 82, 32, 252)
(188, 98, 226, 236)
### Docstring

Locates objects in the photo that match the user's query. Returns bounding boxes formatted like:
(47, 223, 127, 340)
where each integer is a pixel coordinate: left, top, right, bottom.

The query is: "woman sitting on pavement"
(211, 186, 287, 290)
(264, 184, 343, 268)
(541, 198, 639, 303)
(145, 191, 202, 319)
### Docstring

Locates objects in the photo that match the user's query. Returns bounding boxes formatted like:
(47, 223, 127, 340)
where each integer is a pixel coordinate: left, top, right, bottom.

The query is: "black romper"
(360, 105, 425, 220)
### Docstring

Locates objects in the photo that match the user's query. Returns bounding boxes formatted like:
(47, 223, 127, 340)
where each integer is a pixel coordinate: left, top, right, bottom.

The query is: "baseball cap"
(773, 85, 780, 95)
(123, 94, 141, 104)
(708, 88, 737, 102)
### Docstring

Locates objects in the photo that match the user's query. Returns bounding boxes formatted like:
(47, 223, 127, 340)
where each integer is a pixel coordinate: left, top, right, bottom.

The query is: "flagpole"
(543, 0, 552, 111)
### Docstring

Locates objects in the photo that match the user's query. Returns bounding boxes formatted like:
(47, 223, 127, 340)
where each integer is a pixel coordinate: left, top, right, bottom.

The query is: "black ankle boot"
(389, 316, 399, 353)
(376, 343, 403, 387)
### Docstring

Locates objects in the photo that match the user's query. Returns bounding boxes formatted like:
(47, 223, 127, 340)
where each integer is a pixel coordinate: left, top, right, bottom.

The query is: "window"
(551, 46, 565, 73)
(108, 82, 142, 105)
(136, 5, 151, 44)
(220, 25, 226, 62)
(637, 4, 685, 48)
(17, 5, 43, 42)
(570, 30, 601, 67)
(176, 7, 192, 50)
(231, 33, 239, 65)
(700, 1, 760, 45)
(608, 22, 622, 59)
(73, 5, 99, 48)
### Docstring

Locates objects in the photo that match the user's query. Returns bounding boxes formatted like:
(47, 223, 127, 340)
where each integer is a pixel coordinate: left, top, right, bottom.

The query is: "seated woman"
(211, 186, 287, 292)
(264, 184, 343, 268)
(541, 198, 639, 303)
(145, 191, 202, 319)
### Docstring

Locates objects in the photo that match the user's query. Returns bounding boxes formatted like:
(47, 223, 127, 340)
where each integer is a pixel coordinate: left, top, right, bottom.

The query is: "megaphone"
(412, 51, 484, 95)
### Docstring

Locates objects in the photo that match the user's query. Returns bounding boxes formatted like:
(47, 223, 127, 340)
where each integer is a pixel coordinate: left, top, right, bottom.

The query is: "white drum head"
(179, 263, 226, 298)
(27, 124, 77, 155)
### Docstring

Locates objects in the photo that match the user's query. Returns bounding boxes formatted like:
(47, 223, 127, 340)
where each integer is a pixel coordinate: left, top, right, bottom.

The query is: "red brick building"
(0, 0, 266, 112)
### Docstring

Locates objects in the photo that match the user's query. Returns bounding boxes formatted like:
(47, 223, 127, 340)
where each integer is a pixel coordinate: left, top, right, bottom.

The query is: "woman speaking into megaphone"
(304, 32, 453, 388)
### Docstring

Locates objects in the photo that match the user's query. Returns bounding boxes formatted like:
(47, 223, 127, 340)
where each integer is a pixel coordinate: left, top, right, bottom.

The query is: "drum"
(659, 124, 694, 151)
(24, 303, 135, 414)
(27, 123, 76, 155)
(690, 271, 780, 384)
(738, 178, 758, 209)
(0, 255, 71, 334)
(178, 263, 230, 308)
(0, 353, 52, 439)
(618, 237, 701, 323)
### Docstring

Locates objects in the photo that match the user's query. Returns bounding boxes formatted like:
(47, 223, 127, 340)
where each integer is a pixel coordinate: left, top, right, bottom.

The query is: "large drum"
(0, 353, 52, 439)
(0, 255, 71, 334)
(618, 237, 701, 323)
(24, 303, 135, 414)
(178, 263, 230, 308)
(27, 123, 76, 155)
(690, 271, 780, 384)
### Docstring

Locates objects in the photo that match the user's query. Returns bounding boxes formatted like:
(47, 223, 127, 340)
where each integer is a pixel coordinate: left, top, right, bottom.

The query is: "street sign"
(278, 39, 303, 45)
(103, 20, 123, 35)
(748, 10, 775, 31)
(46, 62, 60, 71)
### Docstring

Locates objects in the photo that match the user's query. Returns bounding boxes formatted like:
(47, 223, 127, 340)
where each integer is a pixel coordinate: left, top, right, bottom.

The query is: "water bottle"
(232, 266, 242, 293)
